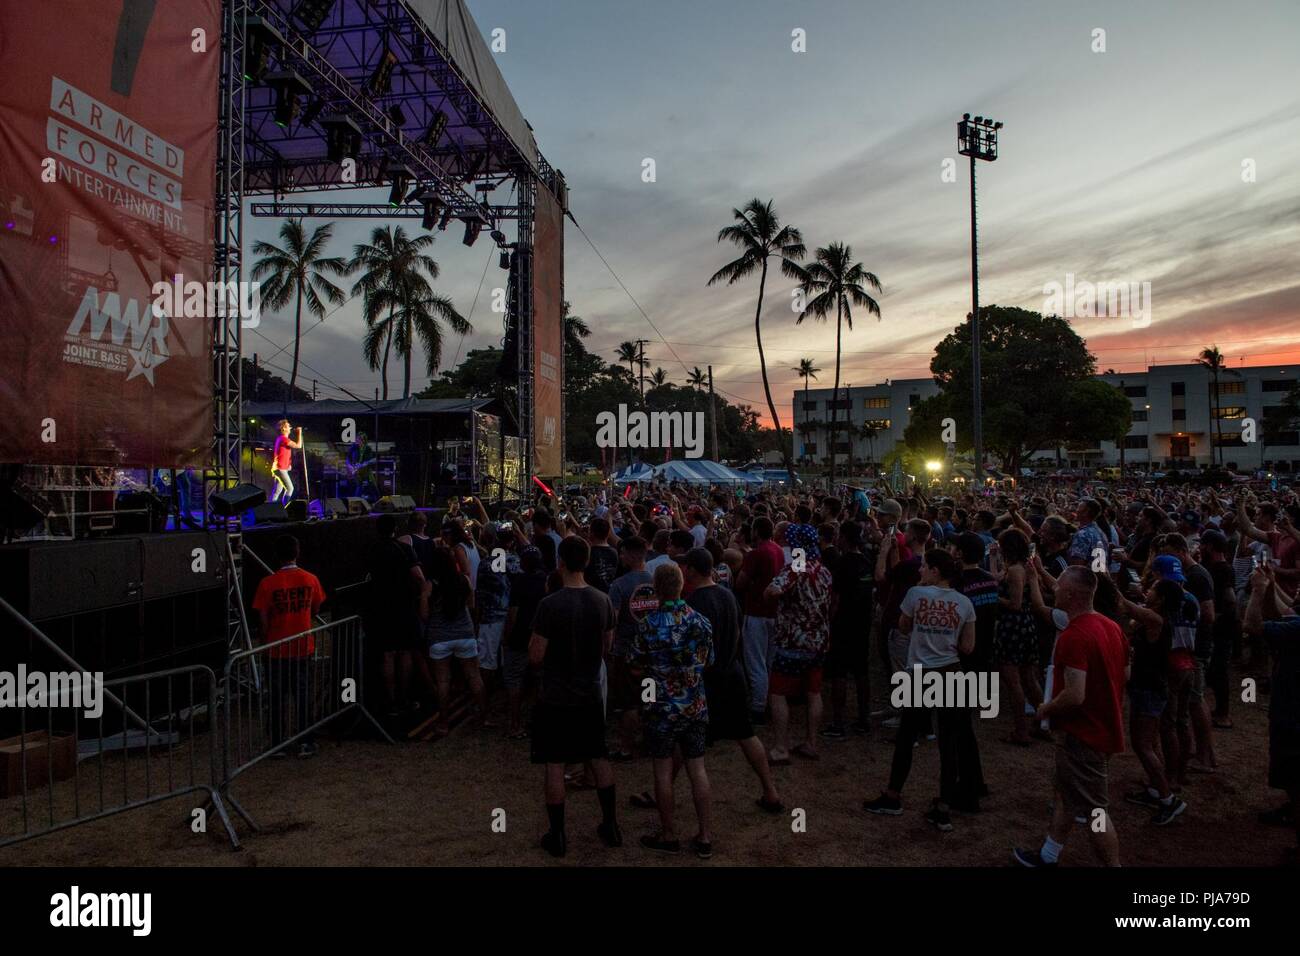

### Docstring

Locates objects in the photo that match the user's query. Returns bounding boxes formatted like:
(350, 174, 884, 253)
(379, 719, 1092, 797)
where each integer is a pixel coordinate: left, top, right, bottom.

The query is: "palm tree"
(860, 422, 878, 468)
(348, 225, 440, 400)
(615, 340, 640, 393)
(563, 308, 591, 352)
(793, 358, 820, 460)
(1197, 345, 1241, 467)
(250, 218, 348, 398)
(797, 242, 882, 486)
(709, 199, 805, 486)
(377, 281, 470, 399)
(650, 367, 668, 389)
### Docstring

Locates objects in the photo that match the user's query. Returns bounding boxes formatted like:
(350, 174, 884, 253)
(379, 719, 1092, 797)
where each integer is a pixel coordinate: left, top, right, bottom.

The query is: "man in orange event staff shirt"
(252, 534, 327, 758)
(1015, 567, 1129, 867)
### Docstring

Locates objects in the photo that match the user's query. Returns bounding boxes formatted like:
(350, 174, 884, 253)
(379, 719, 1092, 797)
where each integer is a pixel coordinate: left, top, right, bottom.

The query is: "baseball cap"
(1181, 511, 1202, 529)
(876, 498, 903, 520)
(1200, 529, 1229, 554)
(1152, 554, 1187, 583)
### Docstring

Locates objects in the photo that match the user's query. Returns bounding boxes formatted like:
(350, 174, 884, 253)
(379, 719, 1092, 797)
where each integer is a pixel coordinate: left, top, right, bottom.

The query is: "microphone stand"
(300, 428, 311, 504)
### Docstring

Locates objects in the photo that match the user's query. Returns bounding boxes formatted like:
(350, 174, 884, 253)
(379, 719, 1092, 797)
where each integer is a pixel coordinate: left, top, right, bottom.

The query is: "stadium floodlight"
(266, 70, 313, 128)
(243, 16, 284, 83)
(957, 112, 1004, 481)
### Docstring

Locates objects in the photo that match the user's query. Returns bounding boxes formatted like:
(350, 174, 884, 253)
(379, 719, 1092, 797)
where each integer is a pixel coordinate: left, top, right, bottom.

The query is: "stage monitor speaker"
(211, 483, 267, 517)
(346, 497, 371, 515)
(321, 498, 347, 518)
(252, 502, 289, 524)
(372, 495, 415, 513)
(285, 500, 309, 522)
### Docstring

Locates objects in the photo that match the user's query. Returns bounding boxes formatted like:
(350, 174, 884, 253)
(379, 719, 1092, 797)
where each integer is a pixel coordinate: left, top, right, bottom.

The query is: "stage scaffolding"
(212, 0, 566, 647)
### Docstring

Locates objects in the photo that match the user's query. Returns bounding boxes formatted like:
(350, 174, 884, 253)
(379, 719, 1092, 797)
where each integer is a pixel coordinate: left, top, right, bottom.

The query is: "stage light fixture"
(437, 207, 452, 230)
(419, 192, 442, 230)
(462, 216, 483, 247)
(322, 114, 362, 163)
(386, 165, 412, 207)
(423, 109, 449, 146)
(267, 70, 313, 127)
(243, 16, 284, 83)
(369, 49, 398, 96)
(300, 98, 324, 128)
(387, 104, 406, 128)
(498, 250, 511, 270)
(489, 229, 506, 246)
(293, 0, 336, 33)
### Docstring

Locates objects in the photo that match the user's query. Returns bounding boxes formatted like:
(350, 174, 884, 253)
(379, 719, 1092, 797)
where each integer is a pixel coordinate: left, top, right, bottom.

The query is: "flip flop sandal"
(768, 752, 792, 766)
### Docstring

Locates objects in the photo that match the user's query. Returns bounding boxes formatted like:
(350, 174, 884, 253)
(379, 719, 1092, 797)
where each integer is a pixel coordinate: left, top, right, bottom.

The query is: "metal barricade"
(0, 664, 240, 850)
(220, 615, 390, 832)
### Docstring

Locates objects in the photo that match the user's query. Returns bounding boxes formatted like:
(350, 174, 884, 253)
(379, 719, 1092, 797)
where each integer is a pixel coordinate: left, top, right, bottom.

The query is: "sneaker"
(1013, 846, 1058, 868)
(820, 724, 846, 739)
(596, 821, 623, 848)
(297, 741, 318, 759)
(1153, 797, 1187, 826)
(863, 794, 903, 816)
(882, 716, 901, 729)
(1124, 787, 1162, 809)
(691, 837, 713, 860)
(925, 801, 953, 832)
(639, 833, 681, 855)
(541, 830, 567, 858)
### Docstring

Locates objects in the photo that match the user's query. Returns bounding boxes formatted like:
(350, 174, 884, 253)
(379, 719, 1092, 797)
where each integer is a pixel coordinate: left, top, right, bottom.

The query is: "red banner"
(532, 183, 564, 477)
(0, 0, 219, 467)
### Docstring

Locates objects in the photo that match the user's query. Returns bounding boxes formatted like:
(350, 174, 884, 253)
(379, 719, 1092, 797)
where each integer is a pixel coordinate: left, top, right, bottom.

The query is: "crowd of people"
(254, 477, 1300, 865)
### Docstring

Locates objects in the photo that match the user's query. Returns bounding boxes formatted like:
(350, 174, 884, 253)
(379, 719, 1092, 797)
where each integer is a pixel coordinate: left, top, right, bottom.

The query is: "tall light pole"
(957, 113, 1002, 482)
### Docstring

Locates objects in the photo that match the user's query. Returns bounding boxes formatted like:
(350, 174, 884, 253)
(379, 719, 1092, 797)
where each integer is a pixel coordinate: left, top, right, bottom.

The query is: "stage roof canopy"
(244, 0, 556, 224)
(244, 397, 505, 418)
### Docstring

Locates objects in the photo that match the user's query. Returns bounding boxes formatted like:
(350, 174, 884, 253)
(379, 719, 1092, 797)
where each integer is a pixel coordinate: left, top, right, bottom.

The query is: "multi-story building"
(793, 376, 939, 467)
(793, 363, 1300, 472)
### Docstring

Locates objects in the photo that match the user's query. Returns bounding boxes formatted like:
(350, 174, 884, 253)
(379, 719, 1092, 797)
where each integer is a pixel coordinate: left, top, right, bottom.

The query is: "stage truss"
(212, 0, 566, 651)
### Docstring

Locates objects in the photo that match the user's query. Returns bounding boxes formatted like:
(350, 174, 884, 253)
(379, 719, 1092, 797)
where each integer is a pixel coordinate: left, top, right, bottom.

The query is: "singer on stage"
(271, 419, 303, 503)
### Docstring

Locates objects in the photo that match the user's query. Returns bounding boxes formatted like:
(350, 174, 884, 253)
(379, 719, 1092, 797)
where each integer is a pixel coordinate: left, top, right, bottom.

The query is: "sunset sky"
(246, 0, 1300, 426)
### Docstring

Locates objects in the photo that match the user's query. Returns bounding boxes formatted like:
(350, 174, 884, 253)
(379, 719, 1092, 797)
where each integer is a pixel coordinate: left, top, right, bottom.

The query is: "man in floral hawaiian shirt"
(629, 561, 716, 857)
(764, 523, 833, 765)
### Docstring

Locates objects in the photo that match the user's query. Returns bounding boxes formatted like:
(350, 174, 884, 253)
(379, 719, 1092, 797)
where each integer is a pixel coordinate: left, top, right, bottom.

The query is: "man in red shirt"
(1015, 567, 1128, 867)
(252, 534, 327, 757)
(735, 516, 784, 722)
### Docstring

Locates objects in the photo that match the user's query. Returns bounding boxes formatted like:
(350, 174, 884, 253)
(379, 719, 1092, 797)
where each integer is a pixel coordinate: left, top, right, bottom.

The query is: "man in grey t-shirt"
(606, 536, 654, 758)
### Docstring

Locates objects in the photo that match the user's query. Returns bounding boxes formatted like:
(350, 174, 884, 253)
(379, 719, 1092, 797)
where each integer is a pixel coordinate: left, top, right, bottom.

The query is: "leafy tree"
(928, 305, 1123, 474)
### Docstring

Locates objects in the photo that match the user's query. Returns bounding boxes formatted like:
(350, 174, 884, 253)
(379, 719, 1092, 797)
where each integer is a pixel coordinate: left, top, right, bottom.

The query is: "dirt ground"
(2, 664, 1291, 867)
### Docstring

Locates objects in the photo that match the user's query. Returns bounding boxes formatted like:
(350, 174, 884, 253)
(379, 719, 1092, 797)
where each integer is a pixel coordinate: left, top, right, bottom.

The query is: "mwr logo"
(50, 886, 151, 936)
(64, 286, 169, 385)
